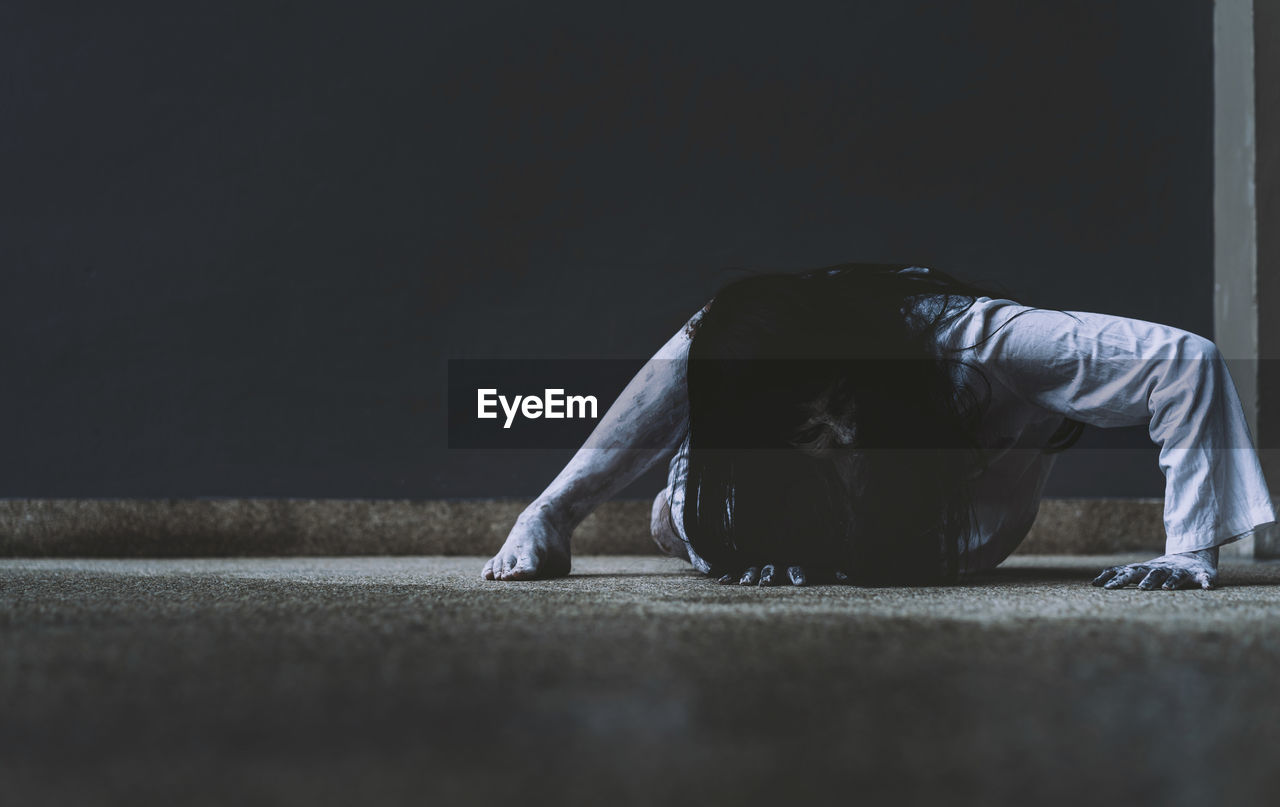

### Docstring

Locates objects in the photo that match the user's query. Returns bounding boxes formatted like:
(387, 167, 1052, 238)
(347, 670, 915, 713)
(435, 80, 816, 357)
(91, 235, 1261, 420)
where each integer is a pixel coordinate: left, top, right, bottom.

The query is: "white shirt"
(666, 276, 1277, 572)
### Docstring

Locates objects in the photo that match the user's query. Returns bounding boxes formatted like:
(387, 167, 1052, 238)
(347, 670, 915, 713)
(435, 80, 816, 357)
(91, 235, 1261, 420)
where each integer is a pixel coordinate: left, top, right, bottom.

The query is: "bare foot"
(482, 505, 572, 581)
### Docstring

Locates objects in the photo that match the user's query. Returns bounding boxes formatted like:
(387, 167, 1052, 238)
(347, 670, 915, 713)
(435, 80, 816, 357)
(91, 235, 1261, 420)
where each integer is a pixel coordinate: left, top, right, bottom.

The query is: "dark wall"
(2, 1, 1211, 498)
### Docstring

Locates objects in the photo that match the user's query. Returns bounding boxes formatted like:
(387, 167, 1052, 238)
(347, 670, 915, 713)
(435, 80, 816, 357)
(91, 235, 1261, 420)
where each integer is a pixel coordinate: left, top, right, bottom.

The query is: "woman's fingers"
(759, 564, 778, 586)
(1103, 566, 1148, 589)
(1091, 567, 1121, 587)
(759, 564, 805, 586)
(1094, 562, 1216, 591)
(1138, 568, 1170, 590)
(1163, 569, 1193, 590)
(708, 562, 821, 587)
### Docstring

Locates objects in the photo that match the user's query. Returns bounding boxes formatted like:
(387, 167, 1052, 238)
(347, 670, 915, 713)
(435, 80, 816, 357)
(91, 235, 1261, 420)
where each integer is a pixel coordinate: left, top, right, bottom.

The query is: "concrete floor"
(3, 555, 1280, 806)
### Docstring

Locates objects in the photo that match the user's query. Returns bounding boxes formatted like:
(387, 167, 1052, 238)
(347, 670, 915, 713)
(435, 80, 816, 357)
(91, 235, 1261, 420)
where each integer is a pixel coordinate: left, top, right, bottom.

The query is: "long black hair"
(680, 262, 1082, 585)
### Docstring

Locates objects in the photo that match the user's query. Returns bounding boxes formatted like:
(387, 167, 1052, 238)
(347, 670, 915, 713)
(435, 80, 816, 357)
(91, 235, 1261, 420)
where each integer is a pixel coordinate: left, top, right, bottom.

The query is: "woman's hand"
(482, 504, 572, 581)
(1091, 548, 1219, 590)
(715, 564, 850, 587)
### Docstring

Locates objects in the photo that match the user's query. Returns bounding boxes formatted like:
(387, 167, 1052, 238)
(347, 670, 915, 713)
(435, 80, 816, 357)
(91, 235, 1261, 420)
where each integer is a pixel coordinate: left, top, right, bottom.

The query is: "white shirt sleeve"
(952, 300, 1277, 554)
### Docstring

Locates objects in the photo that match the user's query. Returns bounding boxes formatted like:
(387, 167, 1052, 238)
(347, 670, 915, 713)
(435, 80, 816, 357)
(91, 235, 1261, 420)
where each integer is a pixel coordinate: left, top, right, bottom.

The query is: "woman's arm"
(958, 301, 1277, 589)
(483, 312, 700, 581)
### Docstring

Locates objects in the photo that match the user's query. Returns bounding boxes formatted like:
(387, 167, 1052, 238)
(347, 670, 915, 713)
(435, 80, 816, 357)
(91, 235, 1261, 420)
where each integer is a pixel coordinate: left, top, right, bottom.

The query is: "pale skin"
(482, 311, 1222, 590)
(481, 317, 697, 583)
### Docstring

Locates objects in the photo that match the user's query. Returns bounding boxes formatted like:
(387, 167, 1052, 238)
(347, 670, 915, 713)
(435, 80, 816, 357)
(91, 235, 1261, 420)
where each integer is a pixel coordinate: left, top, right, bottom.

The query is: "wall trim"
(0, 498, 1198, 558)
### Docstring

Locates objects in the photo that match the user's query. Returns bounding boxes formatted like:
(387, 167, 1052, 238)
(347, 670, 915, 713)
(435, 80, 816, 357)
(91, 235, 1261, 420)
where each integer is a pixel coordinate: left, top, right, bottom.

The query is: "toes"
(787, 566, 806, 586)
(1138, 568, 1170, 590)
(1092, 567, 1120, 587)
(495, 555, 516, 580)
(482, 558, 495, 580)
(739, 567, 760, 585)
(506, 555, 539, 580)
(1195, 572, 1215, 590)
(759, 564, 777, 586)
(717, 572, 736, 584)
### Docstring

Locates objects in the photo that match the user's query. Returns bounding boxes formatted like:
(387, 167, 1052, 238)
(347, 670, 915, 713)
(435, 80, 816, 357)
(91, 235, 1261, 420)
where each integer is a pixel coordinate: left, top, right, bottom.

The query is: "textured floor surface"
(3, 554, 1280, 806)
